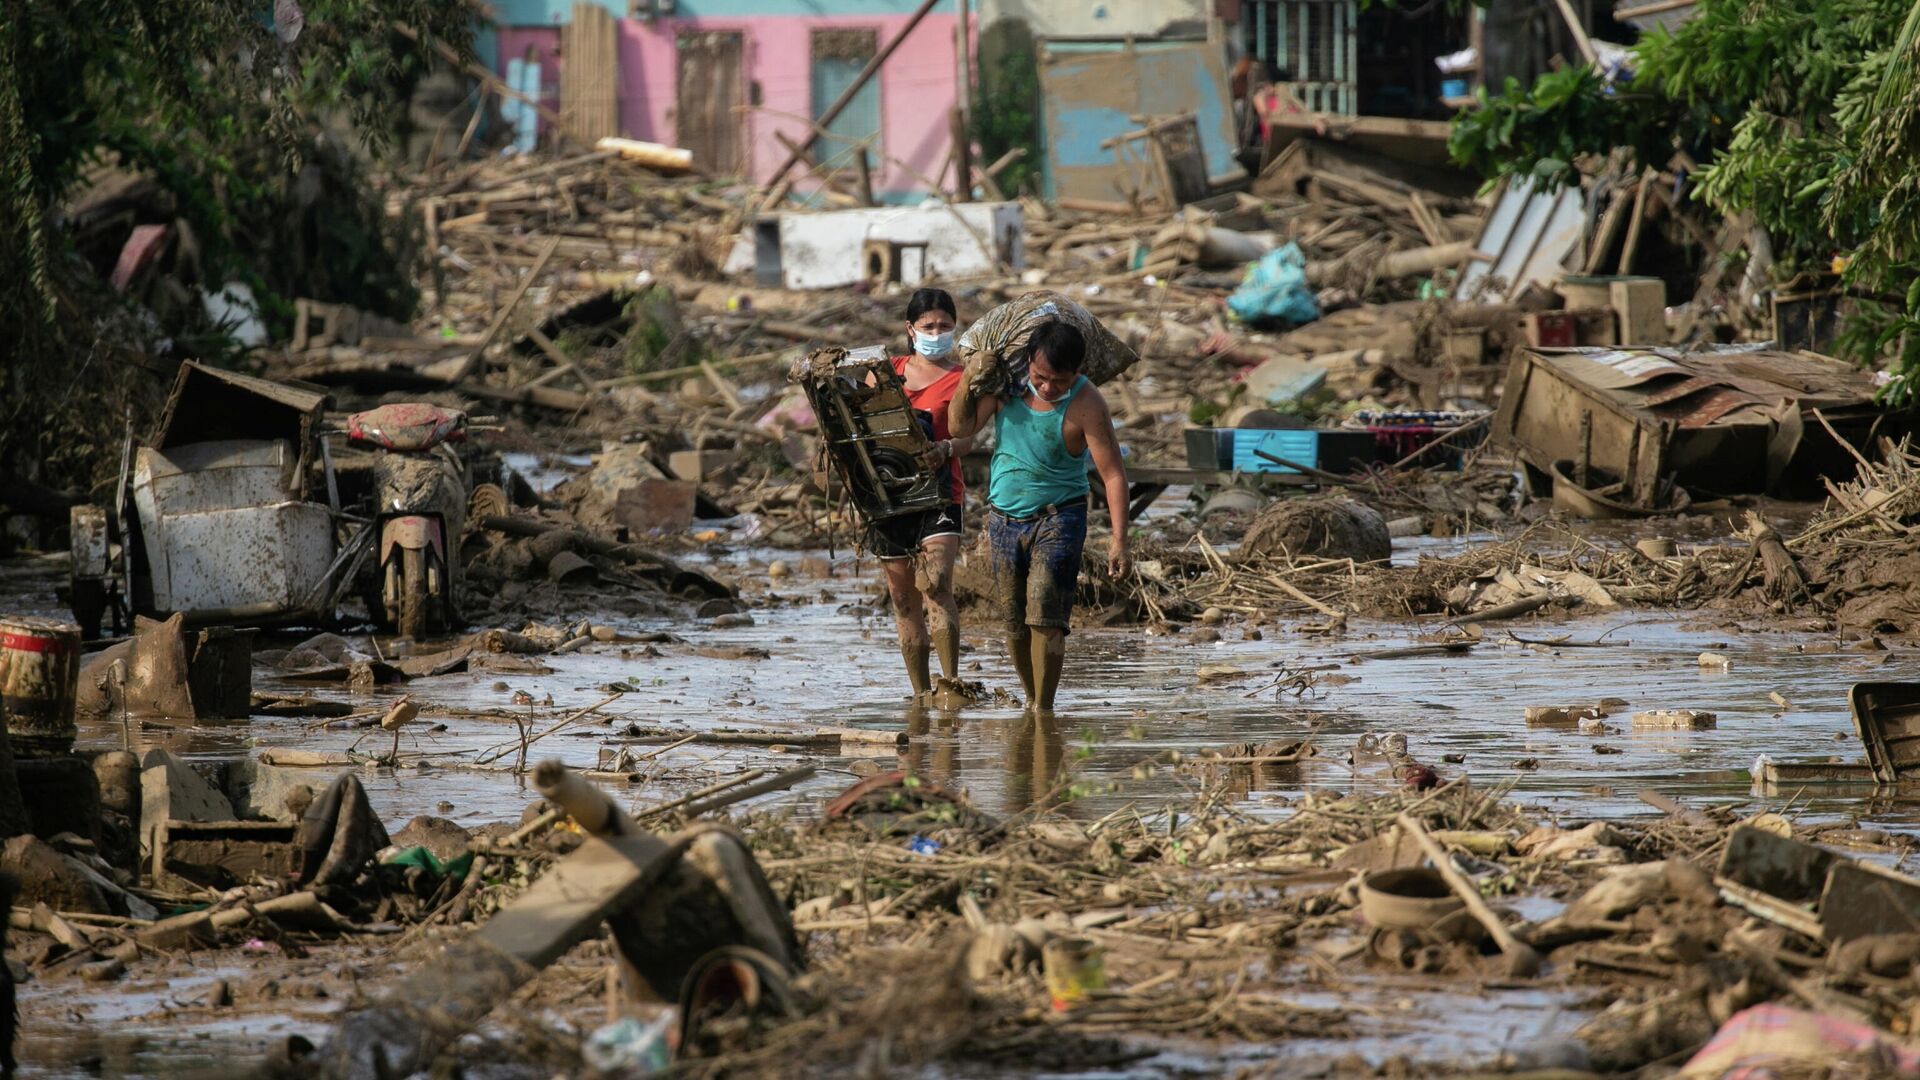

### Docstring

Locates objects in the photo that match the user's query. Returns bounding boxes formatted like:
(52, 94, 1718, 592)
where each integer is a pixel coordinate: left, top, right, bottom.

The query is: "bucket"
(0, 615, 82, 757)
(1041, 936, 1105, 1011)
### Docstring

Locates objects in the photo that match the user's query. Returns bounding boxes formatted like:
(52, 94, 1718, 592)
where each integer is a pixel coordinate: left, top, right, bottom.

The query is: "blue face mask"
(913, 330, 955, 358)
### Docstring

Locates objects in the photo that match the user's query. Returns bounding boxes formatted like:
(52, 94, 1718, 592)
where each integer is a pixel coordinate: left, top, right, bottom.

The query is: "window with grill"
(1243, 0, 1358, 114)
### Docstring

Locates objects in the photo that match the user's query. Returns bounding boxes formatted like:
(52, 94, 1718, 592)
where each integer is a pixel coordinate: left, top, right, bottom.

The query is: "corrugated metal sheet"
(1457, 177, 1587, 303)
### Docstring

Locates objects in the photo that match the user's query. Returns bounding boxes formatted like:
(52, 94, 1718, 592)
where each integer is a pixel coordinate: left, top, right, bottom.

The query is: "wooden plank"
(317, 831, 675, 1078)
(1617, 169, 1655, 274)
(1636, 790, 1714, 827)
(1408, 193, 1446, 246)
(1583, 182, 1635, 274)
(446, 236, 560, 383)
(1550, 0, 1599, 63)
(1614, 0, 1697, 20)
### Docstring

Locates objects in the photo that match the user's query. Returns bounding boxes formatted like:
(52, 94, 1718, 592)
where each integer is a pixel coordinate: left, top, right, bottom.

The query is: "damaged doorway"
(677, 31, 745, 179)
(810, 28, 882, 173)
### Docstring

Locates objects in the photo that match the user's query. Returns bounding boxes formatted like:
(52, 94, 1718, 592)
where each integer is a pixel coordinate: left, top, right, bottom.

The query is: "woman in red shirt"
(869, 288, 974, 702)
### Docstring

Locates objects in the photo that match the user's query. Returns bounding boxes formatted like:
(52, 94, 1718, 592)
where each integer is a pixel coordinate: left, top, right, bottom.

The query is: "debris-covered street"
(16, 1, 1920, 1078)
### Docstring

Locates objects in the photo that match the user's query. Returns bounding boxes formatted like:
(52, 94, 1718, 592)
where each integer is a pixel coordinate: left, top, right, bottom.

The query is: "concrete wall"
(975, 0, 1210, 40)
(481, 2, 963, 195)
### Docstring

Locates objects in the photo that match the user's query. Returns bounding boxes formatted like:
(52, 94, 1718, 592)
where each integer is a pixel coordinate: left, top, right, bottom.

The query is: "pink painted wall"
(497, 16, 963, 195)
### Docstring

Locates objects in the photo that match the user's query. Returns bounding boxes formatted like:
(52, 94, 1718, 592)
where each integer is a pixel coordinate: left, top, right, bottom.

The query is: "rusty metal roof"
(153, 361, 330, 449)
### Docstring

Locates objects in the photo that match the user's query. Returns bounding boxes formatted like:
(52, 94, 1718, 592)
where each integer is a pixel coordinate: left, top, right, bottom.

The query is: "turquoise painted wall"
(488, 0, 952, 26)
(1039, 44, 1240, 201)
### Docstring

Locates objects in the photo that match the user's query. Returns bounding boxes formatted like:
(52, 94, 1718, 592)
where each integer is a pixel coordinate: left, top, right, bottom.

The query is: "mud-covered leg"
(883, 558, 931, 697)
(1009, 625, 1036, 703)
(920, 536, 961, 680)
(1030, 626, 1066, 713)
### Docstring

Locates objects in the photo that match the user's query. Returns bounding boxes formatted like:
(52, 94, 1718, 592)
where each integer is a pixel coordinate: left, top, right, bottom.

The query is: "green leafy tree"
(0, 0, 475, 498)
(972, 20, 1042, 196)
(1445, 0, 1920, 392)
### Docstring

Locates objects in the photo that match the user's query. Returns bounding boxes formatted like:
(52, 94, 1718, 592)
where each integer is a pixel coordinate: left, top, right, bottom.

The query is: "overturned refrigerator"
(1494, 344, 1909, 511)
(70, 362, 345, 636)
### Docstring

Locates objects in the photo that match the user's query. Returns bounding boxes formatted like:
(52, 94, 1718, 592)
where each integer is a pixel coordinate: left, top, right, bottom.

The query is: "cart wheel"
(398, 546, 428, 641)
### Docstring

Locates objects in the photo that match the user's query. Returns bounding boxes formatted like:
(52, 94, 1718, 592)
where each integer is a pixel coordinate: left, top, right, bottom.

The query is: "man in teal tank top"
(949, 321, 1132, 714)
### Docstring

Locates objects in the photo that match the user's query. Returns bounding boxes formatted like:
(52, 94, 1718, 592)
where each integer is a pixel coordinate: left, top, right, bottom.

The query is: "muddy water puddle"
(40, 547, 1920, 837)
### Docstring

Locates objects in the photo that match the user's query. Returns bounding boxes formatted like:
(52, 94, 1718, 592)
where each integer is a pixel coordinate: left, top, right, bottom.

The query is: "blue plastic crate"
(1231, 429, 1319, 473)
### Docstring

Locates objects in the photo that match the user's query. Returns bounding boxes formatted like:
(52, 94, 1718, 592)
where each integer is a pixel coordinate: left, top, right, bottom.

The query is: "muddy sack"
(956, 291, 1138, 395)
(296, 773, 391, 889)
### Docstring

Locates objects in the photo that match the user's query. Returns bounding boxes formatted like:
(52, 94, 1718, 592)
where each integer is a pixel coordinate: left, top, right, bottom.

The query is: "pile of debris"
(1726, 438, 1920, 635)
(1099, 519, 1730, 628)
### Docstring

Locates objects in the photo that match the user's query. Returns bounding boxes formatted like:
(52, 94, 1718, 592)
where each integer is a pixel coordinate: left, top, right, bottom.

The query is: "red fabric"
(892, 356, 964, 500)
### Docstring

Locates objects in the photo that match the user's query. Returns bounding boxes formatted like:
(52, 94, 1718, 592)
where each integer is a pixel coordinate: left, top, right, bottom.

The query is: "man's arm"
(948, 375, 1001, 440)
(1076, 388, 1132, 578)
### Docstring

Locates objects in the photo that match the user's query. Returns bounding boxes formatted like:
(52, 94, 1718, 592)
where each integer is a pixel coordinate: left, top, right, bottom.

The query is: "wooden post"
(957, 0, 972, 114)
(758, 0, 943, 209)
(854, 148, 876, 206)
(1550, 0, 1599, 64)
(950, 106, 973, 201)
(956, 0, 973, 199)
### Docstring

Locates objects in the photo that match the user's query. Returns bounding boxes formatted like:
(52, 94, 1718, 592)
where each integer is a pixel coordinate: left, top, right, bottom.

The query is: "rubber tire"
(398, 546, 428, 641)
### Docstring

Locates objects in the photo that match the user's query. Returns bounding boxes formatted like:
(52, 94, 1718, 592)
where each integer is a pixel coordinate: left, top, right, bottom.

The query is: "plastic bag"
(1227, 243, 1320, 328)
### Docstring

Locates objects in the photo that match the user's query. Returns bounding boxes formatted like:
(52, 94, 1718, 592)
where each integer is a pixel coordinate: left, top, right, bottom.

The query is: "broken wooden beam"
(454, 378, 592, 413)
(445, 235, 561, 384)
(315, 828, 677, 1077)
(1377, 240, 1476, 279)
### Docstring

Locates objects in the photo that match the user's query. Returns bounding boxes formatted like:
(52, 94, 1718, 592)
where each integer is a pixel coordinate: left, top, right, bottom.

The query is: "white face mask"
(1027, 378, 1073, 403)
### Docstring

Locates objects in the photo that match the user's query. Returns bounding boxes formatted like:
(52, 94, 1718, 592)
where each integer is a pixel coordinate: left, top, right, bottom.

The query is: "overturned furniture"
(317, 761, 799, 1077)
(1754, 682, 1920, 788)
(1716, 823, 1920, 945)
(69, 361, 346, 636)
(1495, 344, 1908, 512)
(791, 346, 947, 523)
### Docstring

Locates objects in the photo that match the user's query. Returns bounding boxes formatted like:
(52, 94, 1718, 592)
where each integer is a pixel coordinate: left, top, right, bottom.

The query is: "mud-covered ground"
(12, 511, 1920, 1077)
